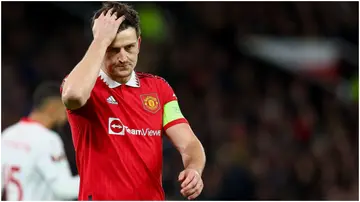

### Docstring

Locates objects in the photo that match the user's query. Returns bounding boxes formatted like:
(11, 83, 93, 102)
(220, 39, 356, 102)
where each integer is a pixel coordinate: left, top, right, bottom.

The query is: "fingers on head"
(105, 8, 114, 16)
(100, 8, 119, 19)
(116, 15, 126, 24)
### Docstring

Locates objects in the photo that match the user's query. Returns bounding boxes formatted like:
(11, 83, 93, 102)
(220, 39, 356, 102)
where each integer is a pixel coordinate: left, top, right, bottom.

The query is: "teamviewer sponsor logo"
(108, 117, 161, 137)
(108, 117, 125, 135)
(123, 126, 161, 136)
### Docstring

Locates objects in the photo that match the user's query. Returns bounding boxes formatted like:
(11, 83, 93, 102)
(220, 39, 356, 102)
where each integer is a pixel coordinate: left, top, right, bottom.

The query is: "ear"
(138, 37, 142, 50)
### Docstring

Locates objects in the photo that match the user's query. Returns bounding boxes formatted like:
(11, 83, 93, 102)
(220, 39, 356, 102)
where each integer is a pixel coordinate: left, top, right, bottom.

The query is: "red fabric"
(163, 118, 188, 131)
(20, 117, 40, 124)
(61, 73, 187, 200)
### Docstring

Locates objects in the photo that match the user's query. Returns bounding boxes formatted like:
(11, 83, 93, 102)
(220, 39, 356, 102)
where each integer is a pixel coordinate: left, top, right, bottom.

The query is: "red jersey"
(62, 70, 188, 200)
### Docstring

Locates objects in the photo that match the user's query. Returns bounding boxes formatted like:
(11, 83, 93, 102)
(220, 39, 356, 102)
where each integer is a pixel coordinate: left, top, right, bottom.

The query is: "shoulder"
(2, 123, 63, 153)
(36, 126, 63, 146)
(37, 129, 64, 154)
(136, 72, 171, 87)
(1, 123, 20, 141)
(137, 72, 165, 81)
(27, 124, 64, 148)
(45, 130, 63, 145)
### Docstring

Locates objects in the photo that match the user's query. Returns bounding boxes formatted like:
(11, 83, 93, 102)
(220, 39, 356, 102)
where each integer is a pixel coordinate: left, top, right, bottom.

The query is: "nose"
(117, 48, 127, 63)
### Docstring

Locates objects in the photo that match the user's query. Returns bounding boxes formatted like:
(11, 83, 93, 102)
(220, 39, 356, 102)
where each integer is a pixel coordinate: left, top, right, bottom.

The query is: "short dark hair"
(92, 2, 141, 37)
(32, 81, 62, 110)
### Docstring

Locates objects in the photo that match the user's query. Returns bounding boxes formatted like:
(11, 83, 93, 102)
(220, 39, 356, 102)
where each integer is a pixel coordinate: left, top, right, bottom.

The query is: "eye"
(125, 44, 135, 51)
(107, 47, 120, 53)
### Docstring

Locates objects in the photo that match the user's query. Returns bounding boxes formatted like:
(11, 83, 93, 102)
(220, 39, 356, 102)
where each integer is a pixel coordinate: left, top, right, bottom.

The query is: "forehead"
(111, 27, 138, 47)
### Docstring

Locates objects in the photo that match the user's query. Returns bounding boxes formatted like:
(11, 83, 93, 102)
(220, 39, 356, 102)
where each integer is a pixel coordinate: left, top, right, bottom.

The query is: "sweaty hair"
(92, 2, 141, 37)
(32, 81, 62, 110)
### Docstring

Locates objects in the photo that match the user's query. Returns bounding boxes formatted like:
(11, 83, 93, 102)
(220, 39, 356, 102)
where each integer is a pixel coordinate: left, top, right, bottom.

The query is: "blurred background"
(1, 1, 359, 200)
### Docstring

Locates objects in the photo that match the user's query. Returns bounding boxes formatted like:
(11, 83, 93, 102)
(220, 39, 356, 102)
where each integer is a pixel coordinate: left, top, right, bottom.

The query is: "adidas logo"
(107, 96, 118, 104)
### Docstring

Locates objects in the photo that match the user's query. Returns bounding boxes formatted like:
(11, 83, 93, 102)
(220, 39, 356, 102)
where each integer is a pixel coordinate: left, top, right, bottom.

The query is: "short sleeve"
(160, 79, 188, 130)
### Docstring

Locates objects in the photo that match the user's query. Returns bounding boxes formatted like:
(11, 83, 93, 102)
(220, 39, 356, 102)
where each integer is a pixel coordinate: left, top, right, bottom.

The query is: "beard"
(111, 64, 133, 78)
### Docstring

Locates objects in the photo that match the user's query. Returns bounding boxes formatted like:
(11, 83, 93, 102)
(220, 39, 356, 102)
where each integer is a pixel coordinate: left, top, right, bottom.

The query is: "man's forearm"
(62, 40, 108, 109)
(181, 138, 206, 176)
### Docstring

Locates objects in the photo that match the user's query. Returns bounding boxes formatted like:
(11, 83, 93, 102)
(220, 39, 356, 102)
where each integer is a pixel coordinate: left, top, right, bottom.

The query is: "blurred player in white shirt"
(1, 82, 80, 200)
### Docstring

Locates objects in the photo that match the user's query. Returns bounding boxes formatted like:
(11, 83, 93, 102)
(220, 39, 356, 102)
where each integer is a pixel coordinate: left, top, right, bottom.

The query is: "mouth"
(113, 65, 128, 70)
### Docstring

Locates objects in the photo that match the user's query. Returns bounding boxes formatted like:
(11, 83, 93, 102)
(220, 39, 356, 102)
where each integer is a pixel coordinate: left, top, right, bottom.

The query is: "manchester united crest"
(140, 93, 161, 113)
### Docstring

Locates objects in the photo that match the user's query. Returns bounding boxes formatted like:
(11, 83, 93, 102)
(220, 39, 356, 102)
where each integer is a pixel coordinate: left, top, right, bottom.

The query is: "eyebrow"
(110, 42, 137, 48)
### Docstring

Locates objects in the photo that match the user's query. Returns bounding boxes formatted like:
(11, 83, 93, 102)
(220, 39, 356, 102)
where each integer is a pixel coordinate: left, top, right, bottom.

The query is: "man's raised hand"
(92, 8, 125, 47)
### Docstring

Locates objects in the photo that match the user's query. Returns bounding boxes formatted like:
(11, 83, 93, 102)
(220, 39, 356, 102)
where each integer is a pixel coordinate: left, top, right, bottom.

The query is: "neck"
(101, 67, 131, 84)
(28, 111, 54, 129)
(116, 76, 131, 84)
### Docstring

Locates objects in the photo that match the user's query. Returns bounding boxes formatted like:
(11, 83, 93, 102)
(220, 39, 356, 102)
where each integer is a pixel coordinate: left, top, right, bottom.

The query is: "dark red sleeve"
(161, 79, 178, 104)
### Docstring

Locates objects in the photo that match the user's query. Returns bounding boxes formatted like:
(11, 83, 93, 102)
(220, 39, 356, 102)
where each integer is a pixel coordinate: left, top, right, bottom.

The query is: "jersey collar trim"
(20, 117, 43, 126)
(99, 69, 140, 88)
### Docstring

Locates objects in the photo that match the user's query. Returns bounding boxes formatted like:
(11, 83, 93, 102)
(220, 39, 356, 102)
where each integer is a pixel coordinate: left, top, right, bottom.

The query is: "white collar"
(99, 69, 140, 88)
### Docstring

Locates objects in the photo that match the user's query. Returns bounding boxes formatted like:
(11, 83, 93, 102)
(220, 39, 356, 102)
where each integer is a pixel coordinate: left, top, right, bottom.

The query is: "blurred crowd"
(2, 2, 358, 200)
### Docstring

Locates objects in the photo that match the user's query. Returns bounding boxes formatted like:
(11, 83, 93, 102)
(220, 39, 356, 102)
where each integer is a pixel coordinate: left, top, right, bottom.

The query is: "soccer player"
(61, 2, 206, 200)
(1, 82, 80, 200)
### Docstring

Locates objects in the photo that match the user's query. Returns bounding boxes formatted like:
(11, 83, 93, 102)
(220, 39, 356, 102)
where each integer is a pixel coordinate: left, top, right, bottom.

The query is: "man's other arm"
(166, 124, 205, 176)
(161, 80, 206, 175)
(160, 78, 206, 199)
(162, 98, 206, 199)
(166, 123, 206, 199)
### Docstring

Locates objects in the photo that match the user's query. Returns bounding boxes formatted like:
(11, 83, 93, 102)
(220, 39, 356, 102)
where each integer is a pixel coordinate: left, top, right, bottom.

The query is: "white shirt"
(1, 118, 80, 201)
